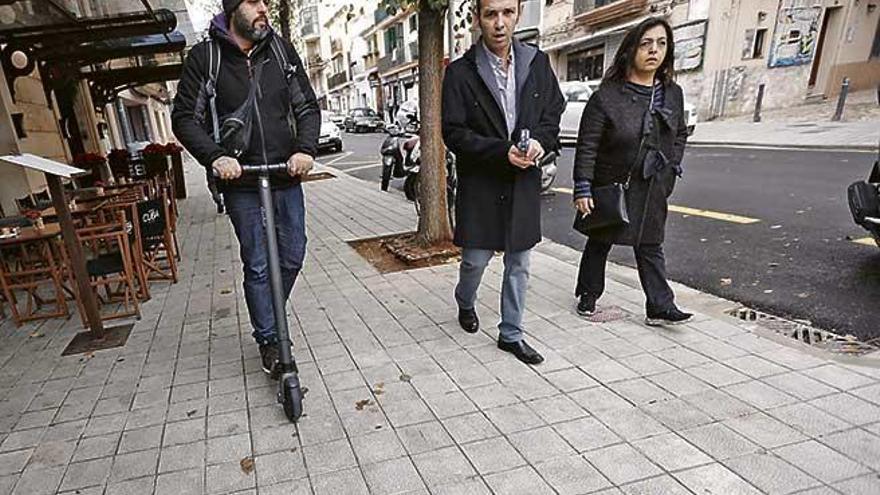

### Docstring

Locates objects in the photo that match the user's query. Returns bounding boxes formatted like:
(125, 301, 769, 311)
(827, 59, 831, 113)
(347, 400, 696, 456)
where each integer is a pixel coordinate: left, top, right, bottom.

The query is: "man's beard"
(232, 12, 269, 43)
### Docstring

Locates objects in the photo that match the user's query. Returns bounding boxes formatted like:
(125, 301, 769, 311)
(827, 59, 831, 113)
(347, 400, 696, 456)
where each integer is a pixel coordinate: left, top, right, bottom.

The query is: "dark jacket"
(171, 14, 320, 191)
(442, 41, 564, 252)
(573, 80, 688, 245)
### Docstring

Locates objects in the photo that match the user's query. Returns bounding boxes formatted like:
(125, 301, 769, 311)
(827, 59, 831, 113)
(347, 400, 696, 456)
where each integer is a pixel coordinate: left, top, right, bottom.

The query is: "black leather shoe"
(645, 307, 694, 326)
(497, 338, 544, 365)
(458, 308, 479, 333)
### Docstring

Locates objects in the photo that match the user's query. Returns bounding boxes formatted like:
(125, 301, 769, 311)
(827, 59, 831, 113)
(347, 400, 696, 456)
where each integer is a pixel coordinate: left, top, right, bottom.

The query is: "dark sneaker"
(577, 294, 597, 317)
(645, 307, 693, 326)
(497, 338, 544, 365)
(458, 307, 479, 333)
(260, 344, 280, 378)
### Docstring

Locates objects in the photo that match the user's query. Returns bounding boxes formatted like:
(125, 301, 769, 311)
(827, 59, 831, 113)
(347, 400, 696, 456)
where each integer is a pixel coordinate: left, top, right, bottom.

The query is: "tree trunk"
(279, 0, 290, 42)
(415, 0, 453, 246)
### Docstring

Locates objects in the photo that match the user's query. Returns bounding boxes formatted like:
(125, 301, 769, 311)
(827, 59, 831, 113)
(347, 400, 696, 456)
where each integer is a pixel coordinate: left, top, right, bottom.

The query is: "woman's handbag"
(573, 183, 629, 234)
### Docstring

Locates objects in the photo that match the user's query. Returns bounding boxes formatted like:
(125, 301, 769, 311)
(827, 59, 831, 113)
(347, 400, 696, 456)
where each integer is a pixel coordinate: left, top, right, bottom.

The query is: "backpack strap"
(206, 39, 222, 143)
(269, 36, 294, 84)
(269, 36, 310, 141)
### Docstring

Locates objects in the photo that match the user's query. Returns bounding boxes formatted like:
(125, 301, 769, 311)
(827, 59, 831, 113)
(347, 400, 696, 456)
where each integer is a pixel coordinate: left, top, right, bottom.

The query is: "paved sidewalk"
(688, 120, 879, 151)
(1, 162, 879, 494)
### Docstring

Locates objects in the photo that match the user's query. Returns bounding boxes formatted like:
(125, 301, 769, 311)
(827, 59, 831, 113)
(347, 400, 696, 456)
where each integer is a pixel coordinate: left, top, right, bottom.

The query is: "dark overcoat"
(573, 80, 688, 245)
(441, 41, 565, 252)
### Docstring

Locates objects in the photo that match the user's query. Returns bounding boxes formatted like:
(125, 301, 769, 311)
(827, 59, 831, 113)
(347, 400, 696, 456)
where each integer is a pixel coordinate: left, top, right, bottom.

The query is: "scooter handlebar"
(212, 163, 288, 177)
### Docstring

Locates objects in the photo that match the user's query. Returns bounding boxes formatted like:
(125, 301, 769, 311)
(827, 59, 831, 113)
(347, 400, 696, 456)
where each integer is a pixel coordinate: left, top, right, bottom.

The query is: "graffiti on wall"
(768, 2, 822, 68)
(674, 20, 708, 72)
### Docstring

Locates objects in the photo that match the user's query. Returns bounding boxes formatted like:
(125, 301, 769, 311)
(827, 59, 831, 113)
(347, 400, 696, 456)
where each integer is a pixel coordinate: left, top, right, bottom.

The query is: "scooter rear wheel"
(279, 373, 304, 422)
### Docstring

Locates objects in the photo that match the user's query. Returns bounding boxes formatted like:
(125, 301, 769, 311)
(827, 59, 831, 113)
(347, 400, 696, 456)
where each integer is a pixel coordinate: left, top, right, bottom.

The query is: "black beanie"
(223, 0, 244, 15)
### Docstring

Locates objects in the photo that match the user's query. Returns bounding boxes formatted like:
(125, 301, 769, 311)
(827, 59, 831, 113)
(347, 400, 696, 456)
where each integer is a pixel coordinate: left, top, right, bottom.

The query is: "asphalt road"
(320, 132, 880, 342)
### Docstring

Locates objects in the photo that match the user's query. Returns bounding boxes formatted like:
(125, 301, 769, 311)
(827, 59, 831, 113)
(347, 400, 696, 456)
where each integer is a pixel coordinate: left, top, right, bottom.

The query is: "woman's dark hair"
(604, 17, 676, 85)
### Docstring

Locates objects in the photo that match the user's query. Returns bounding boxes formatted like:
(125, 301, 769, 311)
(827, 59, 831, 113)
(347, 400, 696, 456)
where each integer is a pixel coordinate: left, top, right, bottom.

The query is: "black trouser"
(575, 239, 675, 314)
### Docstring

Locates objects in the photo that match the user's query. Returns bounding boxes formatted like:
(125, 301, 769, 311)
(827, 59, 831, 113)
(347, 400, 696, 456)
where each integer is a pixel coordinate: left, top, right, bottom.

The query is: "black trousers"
(575, 239, 675, 314)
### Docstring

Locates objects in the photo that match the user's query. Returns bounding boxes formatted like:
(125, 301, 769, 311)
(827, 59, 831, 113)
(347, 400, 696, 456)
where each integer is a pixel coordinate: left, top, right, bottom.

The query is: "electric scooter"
(218, 163, 304, 422)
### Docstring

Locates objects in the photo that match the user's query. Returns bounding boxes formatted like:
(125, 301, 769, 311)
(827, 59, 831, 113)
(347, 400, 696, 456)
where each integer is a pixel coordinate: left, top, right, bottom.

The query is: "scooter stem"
(257, 173, 294, 371)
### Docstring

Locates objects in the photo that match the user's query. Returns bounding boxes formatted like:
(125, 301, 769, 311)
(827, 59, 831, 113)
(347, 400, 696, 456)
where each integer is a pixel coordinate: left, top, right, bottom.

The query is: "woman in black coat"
(572, 17, 692, 326)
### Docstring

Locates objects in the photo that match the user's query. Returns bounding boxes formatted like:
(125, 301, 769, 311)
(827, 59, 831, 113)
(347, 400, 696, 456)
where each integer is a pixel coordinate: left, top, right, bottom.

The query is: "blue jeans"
(224, 185, 306, 345)
(455, 248, 531, 343)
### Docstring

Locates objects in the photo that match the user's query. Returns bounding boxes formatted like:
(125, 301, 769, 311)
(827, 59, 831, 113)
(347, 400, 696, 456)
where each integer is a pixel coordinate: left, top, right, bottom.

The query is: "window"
(408, 16, 418, 33)
(742, 28, 768, 59)
(567, 46, 605, 82)
(753, 28, 767, 58)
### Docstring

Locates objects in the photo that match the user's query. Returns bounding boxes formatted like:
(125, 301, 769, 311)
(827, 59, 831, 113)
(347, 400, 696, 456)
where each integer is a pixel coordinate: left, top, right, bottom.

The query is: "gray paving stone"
(302, 439, 357, 476)
(648, 370, 712, 398)
(0, 428, 44, 452)
(655, 346, 711, 368)
(397, 421, 454, 456)
(684, 389, 758, 421)
(484, 465, 555, 495)
(533, 455, 611, 495)
(163, 418, 205, 447)
(724, 452, 822, 494)
(579, 359, 638, 383)
(0, 449, 31, 476)
(553, 416, 621, 453)
(679, 423, 762, 461)
(259, 479, 312, 495)
(633, 432, 713, 472)
(311, 467, 369, 495)
(461, 436, 526, 475)
(723, 380, 798, 410)
(641, 398, 714, 431)
(723, 355, 789, 379)
(254, 449, 307, 486)
(59, 458, 112, 492)
(484, 403, 545, 434)
(382, 399, 434, 428)
(673, 463, 762, 495)
(206, 460, 256, 494)
(105, 475, 156, 495)
(542, 367, 600, 392)
(28, 439, 76, 469)
(109, 448, 159, 483)
(118, 425, 163, 454)
(10, 465, 64, 495)
(775, 440, 872, 484)
(620, 475, 693, 495)
(431, 478, 492, 495)
(584, 443, 662, 485)
(464, 383, 520, 410)
(850, 383, 880, 406)
(810, 393, 880, 426)
(158, 441, 205, 473)
(362, 457, 426, 494)
(569, 386, 633, 414)
(833, 474, 880, 495)
(422, 390, 478, 419)
(766, 402, 852, 437)
(725, 412, 808, 449)
(526, 395, 587, 424)
(411, 446, 477, 488)
(508, 426, 577, 464)
(686, 362, 753, 388)
(350, 429, 406, 465)
(441, 412, 500, 445)
(208, 410, 250, 438)
(762, 372, 839, 401)
(207, 432, 251, 465)
(608, 378, 674, 406)
(802, 365, 876, 390)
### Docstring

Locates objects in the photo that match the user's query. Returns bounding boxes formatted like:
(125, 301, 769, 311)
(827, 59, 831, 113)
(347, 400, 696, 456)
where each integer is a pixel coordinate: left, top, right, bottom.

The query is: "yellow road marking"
(853, 237, 877, 246)
(668, 205, 761, 224)
(551, 187, 760, 225)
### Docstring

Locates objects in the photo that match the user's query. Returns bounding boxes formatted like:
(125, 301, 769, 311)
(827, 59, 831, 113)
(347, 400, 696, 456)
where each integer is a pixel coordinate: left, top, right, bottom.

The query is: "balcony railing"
(377, 47, 407, 73)
(328, 71, 348, 89)
(364, 52, 380, 70)
(573, 0, 648, 26)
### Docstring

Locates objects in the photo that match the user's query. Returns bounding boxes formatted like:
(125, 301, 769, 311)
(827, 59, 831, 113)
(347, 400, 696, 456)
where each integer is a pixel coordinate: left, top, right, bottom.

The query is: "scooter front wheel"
(278, 373, 304, 422)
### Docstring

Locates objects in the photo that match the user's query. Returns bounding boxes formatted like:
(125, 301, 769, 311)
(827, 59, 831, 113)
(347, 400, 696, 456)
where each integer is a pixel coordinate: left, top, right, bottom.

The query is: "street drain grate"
(726, 307, 879, 356)
(585, 306, 629, 323)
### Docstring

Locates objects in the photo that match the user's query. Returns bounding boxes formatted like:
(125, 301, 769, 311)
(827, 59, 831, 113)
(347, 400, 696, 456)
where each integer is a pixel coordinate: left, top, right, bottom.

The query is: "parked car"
(344, 108, 384, 133)
(683, 98, 697, 136)
(317, 112, 343, 153)
(324, 110, 345, 129)
(558, 81, 594, 147)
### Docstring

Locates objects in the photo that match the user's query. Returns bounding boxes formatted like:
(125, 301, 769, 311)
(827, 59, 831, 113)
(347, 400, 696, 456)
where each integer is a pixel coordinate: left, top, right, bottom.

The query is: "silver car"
(558, 81, 594, 148)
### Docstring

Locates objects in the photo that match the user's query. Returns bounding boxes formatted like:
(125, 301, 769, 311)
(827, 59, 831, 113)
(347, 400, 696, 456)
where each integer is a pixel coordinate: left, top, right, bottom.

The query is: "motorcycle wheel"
(381, 164, 392, 191)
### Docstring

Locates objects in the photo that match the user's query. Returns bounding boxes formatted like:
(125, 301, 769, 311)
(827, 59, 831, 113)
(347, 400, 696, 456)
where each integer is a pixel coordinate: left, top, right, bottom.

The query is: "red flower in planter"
(164, 142, 183, 154)
(142, 143, 168, 157)
(22, 209, 42, 220)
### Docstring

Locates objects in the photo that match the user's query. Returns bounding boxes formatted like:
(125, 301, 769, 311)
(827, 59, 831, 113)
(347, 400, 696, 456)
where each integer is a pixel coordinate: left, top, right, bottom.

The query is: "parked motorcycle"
(847, 148, 880, 249)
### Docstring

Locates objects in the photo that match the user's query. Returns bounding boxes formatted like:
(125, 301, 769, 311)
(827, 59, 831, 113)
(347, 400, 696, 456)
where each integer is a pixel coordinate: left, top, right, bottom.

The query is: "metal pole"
(832, 77, 850, 122)
(45, 173, 104, 337)
(753, 83, 765, 123)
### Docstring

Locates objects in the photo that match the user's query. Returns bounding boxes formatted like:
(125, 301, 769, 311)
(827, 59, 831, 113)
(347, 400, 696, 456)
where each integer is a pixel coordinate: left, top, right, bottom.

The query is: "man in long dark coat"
(442, 0, 564, 365)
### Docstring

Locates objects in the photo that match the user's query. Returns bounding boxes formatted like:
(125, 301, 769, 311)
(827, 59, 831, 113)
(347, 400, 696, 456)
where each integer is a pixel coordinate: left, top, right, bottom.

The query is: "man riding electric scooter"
(172, 0, 320, 420)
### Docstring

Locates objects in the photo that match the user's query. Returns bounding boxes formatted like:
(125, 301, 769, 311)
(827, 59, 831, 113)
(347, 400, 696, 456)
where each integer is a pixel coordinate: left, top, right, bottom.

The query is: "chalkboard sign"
(136, 199, 165, 240)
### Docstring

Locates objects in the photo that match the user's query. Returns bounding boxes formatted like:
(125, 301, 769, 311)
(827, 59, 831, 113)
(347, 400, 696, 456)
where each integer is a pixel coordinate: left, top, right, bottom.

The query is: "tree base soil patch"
(348, 232, 461, 274)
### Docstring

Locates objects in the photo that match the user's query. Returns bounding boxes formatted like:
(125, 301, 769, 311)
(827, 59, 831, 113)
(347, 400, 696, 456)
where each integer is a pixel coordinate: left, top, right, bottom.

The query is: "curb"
(688, 141, 877, 152)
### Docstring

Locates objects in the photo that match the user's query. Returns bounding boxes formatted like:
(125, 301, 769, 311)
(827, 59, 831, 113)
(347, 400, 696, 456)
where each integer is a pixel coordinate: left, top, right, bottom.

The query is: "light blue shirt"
(481, 40, 517, 135)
